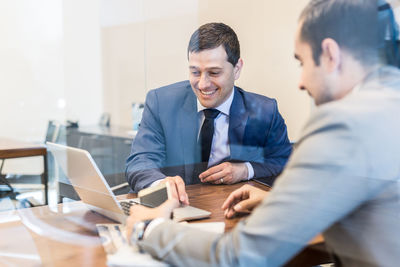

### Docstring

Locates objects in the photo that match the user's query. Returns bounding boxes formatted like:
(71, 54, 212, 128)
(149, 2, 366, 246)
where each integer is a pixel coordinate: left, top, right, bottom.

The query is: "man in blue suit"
(126, 23, 292, 201)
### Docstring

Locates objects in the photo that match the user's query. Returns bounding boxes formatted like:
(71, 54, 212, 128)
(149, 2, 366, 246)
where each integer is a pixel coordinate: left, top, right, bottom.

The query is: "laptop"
(47, 142, 211, 223)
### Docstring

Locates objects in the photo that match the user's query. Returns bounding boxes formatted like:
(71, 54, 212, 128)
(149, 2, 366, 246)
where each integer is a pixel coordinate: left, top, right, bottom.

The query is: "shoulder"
(144, 80, 195, 112)
(147, 80, 192, 99)
(298, 96, 369, 148)
(234, 87, 278, 115)
(236, 87, 276, 104)
(302, 101, 352, 136)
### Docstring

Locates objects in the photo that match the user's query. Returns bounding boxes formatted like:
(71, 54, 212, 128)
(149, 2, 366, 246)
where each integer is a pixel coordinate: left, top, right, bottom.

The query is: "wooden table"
(0, 138, 48, 204)
(0, 182, 330, 266)
(147, 182, 330, 266)
(187, 182, 331, 266)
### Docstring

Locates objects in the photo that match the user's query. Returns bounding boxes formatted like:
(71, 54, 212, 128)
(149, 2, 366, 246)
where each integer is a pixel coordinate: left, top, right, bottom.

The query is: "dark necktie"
(199, 108, 220, 163)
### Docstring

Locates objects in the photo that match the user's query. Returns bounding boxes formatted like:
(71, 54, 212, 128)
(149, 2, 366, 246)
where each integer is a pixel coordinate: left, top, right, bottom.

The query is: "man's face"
(188, 45, 242, 108)
(294, 25, 334, 106)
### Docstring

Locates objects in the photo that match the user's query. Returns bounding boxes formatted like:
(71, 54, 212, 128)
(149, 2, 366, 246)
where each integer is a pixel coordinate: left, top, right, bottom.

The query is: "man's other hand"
(199, 162, 248, 185)
(161, 176, 189, 205)
(221, 184, 268, 219)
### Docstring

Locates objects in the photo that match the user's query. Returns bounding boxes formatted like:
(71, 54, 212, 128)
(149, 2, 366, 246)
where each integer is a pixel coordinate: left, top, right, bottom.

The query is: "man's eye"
(209, 72, 220, 76)
(191, 71, 200, 76)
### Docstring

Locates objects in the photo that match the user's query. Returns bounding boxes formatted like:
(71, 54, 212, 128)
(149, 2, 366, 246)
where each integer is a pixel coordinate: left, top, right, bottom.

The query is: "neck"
(336, 59, 381, 99)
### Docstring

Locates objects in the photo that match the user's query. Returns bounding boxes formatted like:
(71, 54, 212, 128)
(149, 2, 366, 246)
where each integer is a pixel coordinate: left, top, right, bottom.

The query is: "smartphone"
(138, 183, 169, 207)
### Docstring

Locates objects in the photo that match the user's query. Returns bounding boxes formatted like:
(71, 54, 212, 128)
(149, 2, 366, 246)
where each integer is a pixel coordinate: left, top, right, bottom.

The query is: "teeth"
(200, 90, 217, 95)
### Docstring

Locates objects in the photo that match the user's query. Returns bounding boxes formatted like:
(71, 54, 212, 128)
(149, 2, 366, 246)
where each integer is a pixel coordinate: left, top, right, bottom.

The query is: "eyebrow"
(294, 54, 301, 61)
(189, 66, 223, 71)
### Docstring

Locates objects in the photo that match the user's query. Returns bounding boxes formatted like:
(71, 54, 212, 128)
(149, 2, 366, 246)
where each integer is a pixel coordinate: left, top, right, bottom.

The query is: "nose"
(298, 76, 306, 91)
(198, 74, 211, 90)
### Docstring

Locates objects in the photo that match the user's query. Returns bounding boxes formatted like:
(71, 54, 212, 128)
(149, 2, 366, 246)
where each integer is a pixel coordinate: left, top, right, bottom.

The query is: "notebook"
(47, 142, 211, 223)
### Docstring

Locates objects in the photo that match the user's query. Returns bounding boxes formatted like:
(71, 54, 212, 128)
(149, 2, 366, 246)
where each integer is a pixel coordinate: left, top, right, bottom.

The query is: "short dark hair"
(188, 22, 240, 66)
(299, 0, 388, 65)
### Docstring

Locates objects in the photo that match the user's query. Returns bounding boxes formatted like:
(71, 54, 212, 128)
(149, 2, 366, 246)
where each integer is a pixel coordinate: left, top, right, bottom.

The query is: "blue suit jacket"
(126, 81, 292, 192)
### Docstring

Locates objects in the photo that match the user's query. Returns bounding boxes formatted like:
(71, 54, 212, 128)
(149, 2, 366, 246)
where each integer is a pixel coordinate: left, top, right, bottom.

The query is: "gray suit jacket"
(126, 81, 292, 192)
(138, 66, 400, 266)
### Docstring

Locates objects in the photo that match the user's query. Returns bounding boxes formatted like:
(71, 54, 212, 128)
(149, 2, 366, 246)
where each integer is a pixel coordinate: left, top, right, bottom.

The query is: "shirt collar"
(197, 87, 235, 116)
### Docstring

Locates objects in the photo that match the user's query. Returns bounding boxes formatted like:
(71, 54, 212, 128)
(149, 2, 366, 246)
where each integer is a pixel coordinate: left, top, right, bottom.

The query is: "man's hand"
(221, 184, 268, 219)
(126, 181, 180, 242)
(160, 176, 189, 205)
(199, 162, 248, 185)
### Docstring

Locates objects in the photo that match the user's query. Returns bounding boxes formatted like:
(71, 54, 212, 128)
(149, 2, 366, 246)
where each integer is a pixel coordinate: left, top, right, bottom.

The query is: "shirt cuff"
(244, 162, 254, 180)
(143, 217, 165, 239)
(150, 179, 164, 187)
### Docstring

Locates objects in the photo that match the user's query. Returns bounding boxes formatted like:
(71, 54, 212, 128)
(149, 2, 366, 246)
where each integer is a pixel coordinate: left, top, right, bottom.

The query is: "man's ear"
(320, 38, 341, 72)
(233, 58, 243, 80)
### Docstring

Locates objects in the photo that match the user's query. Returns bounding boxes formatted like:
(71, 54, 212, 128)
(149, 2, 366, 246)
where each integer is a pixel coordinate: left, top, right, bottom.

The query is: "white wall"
(0, 0, 103, 142)
(0, 0, 64, 142)
(63, 0, 103, 126)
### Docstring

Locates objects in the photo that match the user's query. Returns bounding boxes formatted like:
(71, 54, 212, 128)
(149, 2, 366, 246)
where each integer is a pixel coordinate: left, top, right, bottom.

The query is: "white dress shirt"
(197, 88, 254, 180)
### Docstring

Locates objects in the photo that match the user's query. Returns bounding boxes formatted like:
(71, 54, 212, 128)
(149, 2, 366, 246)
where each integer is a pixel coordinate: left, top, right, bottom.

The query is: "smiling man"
(126, 23, 292, 199)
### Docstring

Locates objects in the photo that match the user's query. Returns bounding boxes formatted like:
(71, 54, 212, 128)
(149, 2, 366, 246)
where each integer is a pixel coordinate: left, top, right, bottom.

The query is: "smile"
(199, 89, 218, 96)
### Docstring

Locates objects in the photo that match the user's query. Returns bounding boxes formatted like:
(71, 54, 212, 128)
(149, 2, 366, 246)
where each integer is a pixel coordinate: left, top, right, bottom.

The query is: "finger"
(202, 168, 227, 183)
(226, 207, 251, 219)
(173, 176, 189, 205)
(207, 175, 225, 185)
(224, 209, 235, 219)
(199, 164, 224, 180)
(224, 207, 237, 219)
(166, 180, 178, 200)
(233, 198, 259, 213)
(224, 201, 252, 219)
(184, 192, 189, 206)
(221, 191, 240, 210)
(203, 163, 233, 183)
(166, 177, 184, 203)
(221, 186, 247, 210)
(166, 180, 189, 205)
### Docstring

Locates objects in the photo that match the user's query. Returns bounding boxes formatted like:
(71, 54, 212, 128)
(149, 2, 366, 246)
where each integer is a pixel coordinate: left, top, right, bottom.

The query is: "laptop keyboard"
(119, 200, 137, 216)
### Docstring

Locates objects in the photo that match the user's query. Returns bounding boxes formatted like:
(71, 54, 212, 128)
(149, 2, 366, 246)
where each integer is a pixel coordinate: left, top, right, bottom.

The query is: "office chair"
(0, 121, 65, 205)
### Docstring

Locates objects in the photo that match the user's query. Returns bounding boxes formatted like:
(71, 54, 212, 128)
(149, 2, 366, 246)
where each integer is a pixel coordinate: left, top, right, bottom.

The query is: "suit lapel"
(177, 87, 199, 180)
(229, 87, 249, 159)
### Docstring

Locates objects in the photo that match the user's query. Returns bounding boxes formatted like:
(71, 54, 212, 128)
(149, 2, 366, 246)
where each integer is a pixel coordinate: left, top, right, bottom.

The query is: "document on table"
(182, 221, 225, 233)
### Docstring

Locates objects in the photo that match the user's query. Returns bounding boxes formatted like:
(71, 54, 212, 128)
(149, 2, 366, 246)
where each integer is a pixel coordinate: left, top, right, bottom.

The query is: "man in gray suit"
(126, 0, 400, 266)
(126, 23, 292, 201)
